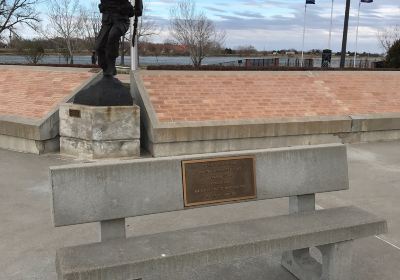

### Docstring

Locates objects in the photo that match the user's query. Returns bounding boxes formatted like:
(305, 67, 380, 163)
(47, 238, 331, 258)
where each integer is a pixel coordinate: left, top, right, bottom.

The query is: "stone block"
(59, 103, 140, 141)
(59, 103, 140, 159)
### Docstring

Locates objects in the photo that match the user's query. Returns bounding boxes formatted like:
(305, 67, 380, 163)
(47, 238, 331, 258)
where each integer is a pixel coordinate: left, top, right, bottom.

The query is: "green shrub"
(386, 40, 400, 68)
(17, 40, 46, 64)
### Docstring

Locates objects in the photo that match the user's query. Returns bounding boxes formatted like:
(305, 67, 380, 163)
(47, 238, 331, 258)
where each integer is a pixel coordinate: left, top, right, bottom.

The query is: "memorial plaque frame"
(182, 156, 256, 207)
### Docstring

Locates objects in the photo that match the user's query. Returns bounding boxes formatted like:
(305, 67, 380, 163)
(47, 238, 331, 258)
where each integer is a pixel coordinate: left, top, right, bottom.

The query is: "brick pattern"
(142, 72, 400, 122)
(0, 67, 94, 120)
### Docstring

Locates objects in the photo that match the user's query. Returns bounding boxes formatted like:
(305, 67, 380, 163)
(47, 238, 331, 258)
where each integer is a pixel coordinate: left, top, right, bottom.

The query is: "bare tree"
(46, 0, 83, 64)
(138, 8, 159, 41)
(169, 0, 225, 68)
(16, 38, 46, 64)
(0, 0, 40, 37)
(80, 1, 101, 51)
(378, 25, 400, 53)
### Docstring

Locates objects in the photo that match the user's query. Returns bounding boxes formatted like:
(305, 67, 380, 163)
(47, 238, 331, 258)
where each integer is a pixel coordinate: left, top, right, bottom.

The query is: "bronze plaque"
(182, 156, 256, 207)
(69, 109, 81, 118)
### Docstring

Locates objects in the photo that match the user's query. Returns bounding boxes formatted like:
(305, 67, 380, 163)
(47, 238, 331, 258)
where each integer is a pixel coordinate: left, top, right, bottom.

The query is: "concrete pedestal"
(59, 103, 140, 160)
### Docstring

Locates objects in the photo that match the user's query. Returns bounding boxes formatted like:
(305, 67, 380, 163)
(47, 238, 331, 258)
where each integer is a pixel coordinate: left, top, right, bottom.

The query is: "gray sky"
(146, 0, 400, 53)
(30, 0, 400, 53)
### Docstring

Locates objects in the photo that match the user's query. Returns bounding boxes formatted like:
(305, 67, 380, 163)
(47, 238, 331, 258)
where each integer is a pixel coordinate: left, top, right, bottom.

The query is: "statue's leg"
(104, 18, 130, 76)
(96, 15, 112, 73)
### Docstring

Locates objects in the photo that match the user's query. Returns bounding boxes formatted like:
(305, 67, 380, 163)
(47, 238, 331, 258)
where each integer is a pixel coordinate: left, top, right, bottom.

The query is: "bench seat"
(56, 206, 387, 280)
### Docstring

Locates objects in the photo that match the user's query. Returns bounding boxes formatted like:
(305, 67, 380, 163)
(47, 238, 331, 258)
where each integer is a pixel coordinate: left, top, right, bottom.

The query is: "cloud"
(234, 11, 265, 19)
(144, 0, 400, 52)
(205, 6, 227, 13)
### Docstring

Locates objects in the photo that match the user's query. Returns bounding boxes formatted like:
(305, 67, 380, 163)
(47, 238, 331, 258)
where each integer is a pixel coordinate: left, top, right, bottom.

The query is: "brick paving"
(141, 71, 400, 122)
(0, 66, 94, 120)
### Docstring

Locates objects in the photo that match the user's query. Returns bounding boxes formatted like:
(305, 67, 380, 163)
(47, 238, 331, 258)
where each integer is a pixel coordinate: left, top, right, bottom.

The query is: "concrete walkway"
(1, 141, 400, 279)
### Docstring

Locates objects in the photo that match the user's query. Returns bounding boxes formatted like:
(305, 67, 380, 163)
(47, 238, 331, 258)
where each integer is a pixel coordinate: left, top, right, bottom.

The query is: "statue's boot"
(103, 56, 117, 77)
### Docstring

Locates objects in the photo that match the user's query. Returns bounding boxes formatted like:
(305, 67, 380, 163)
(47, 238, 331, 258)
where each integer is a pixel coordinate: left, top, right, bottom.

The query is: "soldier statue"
(96, 0, 142, 76)
(74, 0, 142, 106)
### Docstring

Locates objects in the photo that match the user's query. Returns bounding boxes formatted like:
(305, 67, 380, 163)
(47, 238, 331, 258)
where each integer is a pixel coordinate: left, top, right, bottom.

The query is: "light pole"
(340, 0, 351, 68)
(301, 0, 315, 67)
(354, 0, 373, 68)
(130, 3, 139, 71)
(9, 29, 12, 48)
(130, 0, 143, 71)
(321, 0, 334, 68)
(328, 0, 334, 50)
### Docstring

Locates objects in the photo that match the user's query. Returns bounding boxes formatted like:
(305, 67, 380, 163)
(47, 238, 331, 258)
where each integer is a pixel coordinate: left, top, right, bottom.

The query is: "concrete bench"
(50, 144, 387, 280)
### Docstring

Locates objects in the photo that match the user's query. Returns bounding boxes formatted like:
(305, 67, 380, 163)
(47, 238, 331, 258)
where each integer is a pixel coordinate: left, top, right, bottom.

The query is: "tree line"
(1, 0, 226, 67)
(1, 0, 400, 68)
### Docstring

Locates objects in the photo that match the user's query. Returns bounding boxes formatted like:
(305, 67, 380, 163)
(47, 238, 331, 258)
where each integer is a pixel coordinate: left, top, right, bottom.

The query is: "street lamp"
(328, 0, 334, 50)
(340, 0, 351, 68)
(322, 0, 335, 68)
(301, 0, 316, 67)
(130, 18, 139, 71)
(130, 0, 139, 71)
(130, 0, 143, 71)
(9, 29, 12, 48)
(354, 0, 373, 68)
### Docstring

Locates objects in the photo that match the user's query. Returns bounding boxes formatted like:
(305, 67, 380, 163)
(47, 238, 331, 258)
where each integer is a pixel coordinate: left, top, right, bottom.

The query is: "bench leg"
(282, 195, 320, 279)
(318, 240, 353, 280)
(282, 248, 321, 280)
(281, 195, 353, 280)
(101, 218, 126, 241)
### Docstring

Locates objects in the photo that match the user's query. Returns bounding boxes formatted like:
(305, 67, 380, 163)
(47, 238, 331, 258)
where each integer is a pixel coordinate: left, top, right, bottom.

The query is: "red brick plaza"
(0, 66, 95, 120)
(1, 66, 400, 122)
(142, 71, 400, 122)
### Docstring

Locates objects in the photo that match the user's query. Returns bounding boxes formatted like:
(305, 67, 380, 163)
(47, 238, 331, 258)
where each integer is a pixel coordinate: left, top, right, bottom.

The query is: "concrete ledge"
(0, 134, 59, 154)
(150, 116, 352, 143)
(149, 134, 342, 157)
(0, 115, 59, 141)
(339, 130, 400, 144)
(0, 116, 42, 140)
(351, 113, 400, 132)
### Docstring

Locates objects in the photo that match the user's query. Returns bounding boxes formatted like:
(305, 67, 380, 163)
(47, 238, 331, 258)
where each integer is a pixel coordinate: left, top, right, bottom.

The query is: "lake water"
(0, 55, 244, 65)
(0, 54, 379, 68)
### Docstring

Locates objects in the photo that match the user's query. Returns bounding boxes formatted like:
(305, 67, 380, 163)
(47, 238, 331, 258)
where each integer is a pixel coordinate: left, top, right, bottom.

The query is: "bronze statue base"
(74, 76, 133, 106)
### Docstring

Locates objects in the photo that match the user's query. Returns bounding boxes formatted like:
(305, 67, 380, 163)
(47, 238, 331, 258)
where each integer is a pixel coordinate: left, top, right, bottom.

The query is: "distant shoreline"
(0, 50, 383, 59)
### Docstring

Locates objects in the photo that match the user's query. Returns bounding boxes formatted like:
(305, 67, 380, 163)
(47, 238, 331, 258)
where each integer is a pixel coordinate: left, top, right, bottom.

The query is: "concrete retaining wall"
(131, 71, 400, 157)
(0, 72, 102, 154)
